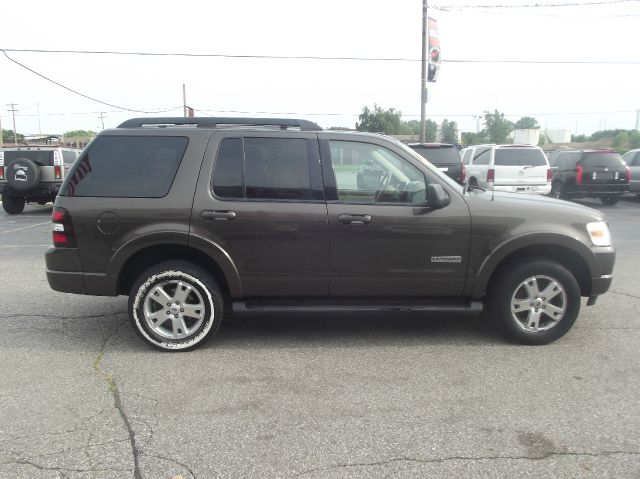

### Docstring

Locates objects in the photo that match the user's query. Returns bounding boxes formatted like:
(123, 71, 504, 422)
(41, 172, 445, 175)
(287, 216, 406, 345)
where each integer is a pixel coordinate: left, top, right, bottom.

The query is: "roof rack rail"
(117, 117, 323, 131)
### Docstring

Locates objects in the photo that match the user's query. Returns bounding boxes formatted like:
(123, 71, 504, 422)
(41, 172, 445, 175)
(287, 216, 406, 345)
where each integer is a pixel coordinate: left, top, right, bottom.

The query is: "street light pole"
(420, 0, 428, 142)
(6, 103, 18, 145)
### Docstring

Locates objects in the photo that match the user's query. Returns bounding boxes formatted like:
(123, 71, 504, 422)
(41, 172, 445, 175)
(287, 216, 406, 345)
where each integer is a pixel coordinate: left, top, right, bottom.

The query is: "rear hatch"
(3, 150, 54, 167)
(410, 145, 463, 183)
(493, 147, 548, 186)
(579, 152, 628, 185)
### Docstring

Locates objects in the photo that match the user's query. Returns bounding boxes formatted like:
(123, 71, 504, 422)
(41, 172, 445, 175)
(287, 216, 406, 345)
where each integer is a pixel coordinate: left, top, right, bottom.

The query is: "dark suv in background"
(46, 118, 615, 351)
(0, 147, 81, 214)
(548, 150, 629, 205)
(408, 143, 464, 184)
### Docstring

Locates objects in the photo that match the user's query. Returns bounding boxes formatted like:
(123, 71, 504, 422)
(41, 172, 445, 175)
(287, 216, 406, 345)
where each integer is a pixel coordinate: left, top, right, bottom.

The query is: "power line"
(2, 48, 640, 65)
(0, 49, 181, 114)
(433, 0, 639, 9)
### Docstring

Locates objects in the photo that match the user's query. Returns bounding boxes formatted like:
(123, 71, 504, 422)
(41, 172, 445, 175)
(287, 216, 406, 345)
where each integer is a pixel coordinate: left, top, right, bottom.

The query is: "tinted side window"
(212, 138, 243, 198)
(473, 147, 491, 165)
(61, 150, 78, 164)
(62, 136, 188, 197)
(244, 138, 311, 200)
(462, 149, 472, 165)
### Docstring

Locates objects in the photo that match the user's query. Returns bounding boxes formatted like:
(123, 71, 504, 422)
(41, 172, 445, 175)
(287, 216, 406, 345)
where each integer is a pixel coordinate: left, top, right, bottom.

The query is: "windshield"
(411, 146, 461, 165)
(393, 140, 463, 193)
(494, 148, 547, 166)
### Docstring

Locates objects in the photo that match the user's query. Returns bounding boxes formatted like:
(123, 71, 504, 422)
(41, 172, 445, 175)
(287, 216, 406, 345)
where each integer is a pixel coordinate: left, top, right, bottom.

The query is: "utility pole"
(37, 103, 42, 138)
(420, 0, 428, 142)
(6, 103, 18, 145)
(98, 111, 105, 130)
(636, 109, 639, 130)
(183, 84, 187, 118)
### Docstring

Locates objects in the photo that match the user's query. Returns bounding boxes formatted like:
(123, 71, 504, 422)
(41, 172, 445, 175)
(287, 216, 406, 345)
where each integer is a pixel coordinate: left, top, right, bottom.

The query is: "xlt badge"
(431, 256, 462, 263)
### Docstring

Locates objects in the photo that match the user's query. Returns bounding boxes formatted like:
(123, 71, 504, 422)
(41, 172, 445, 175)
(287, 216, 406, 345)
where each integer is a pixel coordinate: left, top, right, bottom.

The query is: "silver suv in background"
(622, 149, 640, 196)
(464, 144, 551, 194)
(0, 147, 81, 214)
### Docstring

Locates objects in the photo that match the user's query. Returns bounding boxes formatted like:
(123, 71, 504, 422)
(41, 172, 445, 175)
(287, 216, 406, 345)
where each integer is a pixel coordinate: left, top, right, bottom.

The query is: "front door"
(191, 132, 329, 297)
(320, 135, 471, 297)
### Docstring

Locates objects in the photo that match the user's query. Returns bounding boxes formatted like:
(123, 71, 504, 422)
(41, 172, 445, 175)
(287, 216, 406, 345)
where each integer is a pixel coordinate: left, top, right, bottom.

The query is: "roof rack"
(117, 117, 323, 131)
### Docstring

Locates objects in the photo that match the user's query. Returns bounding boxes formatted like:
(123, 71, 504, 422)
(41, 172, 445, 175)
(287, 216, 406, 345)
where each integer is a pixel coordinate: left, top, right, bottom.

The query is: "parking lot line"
(0, 221, 50, 235)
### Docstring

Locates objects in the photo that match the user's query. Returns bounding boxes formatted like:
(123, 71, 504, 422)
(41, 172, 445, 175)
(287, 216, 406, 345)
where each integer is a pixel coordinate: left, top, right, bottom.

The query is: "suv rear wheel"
(129, 261, 223, 351)
(2, 195, 26, 214)
(489, 259, 580, 345)
(550, 182, 565, 200)
(601, 196, 619, 206)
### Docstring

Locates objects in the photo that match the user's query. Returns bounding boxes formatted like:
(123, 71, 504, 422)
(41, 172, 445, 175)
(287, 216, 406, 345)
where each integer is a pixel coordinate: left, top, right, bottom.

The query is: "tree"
(1, 129, 25, 144)
(484, 110, 513, 143)
(629, 130, 640, 149)
(612, 131, 629, 149)
(440, 119, 459, 144)
(63, 130, 96, 138)
(514, 116, 539, 130)
(400, 119, 437, 141)
(356, 104, 402, 134)
(462, 131, 489, 146)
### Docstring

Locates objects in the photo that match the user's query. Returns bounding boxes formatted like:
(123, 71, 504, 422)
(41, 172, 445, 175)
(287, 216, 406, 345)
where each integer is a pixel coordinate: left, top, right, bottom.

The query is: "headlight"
(586, 221, 612, 247)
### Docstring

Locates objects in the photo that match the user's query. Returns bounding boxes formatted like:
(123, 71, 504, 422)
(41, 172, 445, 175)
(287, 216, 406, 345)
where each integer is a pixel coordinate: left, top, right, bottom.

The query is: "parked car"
(622, 148, 640, 196)
(464, 144, 551, 195)
(407, 143, 464, 184)
(548, 150, 629, 205)
(46, 117, 615, 351)
(0, 146, 81, 214)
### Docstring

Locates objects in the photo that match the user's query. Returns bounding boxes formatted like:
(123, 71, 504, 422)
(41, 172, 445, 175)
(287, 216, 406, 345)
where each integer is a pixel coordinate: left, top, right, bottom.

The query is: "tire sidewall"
(2, 196, 25, 214)
(129, 264, 222, 351)
(490, 259, 581, 345)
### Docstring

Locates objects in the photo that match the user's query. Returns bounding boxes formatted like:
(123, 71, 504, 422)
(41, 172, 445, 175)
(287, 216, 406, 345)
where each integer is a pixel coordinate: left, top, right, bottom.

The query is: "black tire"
(550, 182, 565, 200)
(601, 196, 619, 206)
(488, 258, 581, 345)
(6, 158, 40, 191)
(2, 195, 26, 214)
(469, 178, 478, 187)
(128, 261, 223, 351)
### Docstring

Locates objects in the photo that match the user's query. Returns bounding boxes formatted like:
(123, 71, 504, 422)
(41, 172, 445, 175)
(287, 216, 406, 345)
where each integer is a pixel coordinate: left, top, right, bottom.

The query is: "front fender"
(470, 233, 599, 299)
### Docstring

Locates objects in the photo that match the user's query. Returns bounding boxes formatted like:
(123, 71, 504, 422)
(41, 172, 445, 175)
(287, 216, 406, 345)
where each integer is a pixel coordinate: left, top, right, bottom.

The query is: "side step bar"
(232, 300, 483, 315)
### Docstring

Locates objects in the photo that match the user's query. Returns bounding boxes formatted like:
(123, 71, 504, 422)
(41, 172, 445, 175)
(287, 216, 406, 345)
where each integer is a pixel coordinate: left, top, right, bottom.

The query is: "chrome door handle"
(201, 210, 236, 221)
(338, 213, 372, 225)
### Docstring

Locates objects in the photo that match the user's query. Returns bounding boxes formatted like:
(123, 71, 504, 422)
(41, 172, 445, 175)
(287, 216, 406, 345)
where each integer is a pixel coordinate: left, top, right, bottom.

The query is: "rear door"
(493, 147, 548, 187)
(191, 131, 329, 297)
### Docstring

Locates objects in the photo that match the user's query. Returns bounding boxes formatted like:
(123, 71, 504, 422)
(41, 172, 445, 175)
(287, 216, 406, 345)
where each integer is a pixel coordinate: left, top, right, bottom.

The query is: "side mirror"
(427, 183, 450, 209)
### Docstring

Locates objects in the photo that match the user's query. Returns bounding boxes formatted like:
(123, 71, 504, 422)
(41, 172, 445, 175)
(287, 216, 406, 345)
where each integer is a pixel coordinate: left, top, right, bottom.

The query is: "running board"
(232, 299, 483, 315)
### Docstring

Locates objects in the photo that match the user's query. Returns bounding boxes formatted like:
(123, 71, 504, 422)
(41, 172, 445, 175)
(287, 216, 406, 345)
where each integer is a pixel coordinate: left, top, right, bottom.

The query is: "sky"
(0, 0, 639, 137)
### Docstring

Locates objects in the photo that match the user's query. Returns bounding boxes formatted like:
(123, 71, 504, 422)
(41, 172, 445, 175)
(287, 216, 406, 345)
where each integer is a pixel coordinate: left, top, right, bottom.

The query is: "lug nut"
(180, 308, 184, 312)
(174, 314, 179, 318)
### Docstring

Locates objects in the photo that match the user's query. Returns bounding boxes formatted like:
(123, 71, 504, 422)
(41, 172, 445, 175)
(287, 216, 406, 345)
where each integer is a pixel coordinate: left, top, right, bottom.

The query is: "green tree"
(484, 110, 514, 143)
(612, 131, 629, 149)
(571, 134, 588, 142)
(400, 119, 437, 141)
(628, 130, 640, 149)
(1, 129, 25, 144)
(462, 131, 489, 146)
(63, 130, 96, 138)
(440, 119, 459, 144)
(356, 104, 402, 134)
(514, 116, 539, 130)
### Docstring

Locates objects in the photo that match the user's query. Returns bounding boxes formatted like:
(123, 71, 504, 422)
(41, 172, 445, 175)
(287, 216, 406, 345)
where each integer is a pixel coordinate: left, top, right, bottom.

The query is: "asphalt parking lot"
(1, 197, 639, 479)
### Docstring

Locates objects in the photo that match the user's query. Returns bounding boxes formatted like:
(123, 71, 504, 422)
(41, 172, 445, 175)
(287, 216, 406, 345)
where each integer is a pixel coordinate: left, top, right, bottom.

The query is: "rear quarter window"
(494, 149, 547, 166)
(61, 136, 188, 198)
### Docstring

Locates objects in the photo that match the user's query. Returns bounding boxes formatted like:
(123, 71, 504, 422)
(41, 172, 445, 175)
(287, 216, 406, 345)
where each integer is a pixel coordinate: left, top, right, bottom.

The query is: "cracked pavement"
(1, 200, 639, 478)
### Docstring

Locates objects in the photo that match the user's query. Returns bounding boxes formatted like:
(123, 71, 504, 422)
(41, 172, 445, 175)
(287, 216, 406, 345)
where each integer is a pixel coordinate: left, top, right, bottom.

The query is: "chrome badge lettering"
(431, 256, 462, 263)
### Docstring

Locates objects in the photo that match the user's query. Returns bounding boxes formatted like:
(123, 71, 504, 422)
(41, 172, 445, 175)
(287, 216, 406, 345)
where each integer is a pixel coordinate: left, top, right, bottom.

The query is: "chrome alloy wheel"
(510, 275, 567, 333)
(143, 280, 206, 340)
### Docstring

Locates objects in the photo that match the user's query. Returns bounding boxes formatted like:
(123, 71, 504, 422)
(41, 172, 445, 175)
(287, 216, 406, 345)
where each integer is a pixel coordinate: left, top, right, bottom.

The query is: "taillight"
(53, 150, 62, 179)
(52, 207, 76, 248)
(576, 165, 583, 185)
(54, 165, 62, 179)
(0, 151, 4, 180)
(625, 165, 631, 182)
(547, 168, 553, 182)
(461, 165, 466, 184)
(0, 166, 4, 180)
(486, 168, 495, 182)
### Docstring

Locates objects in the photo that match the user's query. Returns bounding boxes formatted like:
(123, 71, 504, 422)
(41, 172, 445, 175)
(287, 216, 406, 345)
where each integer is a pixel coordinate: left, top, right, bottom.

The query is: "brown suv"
(45, 118, 616, 351)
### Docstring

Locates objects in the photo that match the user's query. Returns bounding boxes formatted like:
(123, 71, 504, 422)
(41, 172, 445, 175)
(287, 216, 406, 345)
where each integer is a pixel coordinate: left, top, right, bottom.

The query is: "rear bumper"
(45, 247, 119, 296)
(0, 182, 60, 198)
(568, 184, 629, 197)
(493, 184, 551, 195)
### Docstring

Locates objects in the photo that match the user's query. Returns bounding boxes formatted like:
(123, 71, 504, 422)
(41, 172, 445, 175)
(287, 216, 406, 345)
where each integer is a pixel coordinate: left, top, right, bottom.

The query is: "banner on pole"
(427, 17, 440, 82)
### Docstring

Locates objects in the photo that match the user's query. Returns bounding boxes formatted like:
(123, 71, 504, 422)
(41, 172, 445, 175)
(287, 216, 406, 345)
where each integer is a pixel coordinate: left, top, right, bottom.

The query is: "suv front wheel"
(489, 259, 580, 345)
(2, 195, 26, 214)
(129, 261, 223, 351)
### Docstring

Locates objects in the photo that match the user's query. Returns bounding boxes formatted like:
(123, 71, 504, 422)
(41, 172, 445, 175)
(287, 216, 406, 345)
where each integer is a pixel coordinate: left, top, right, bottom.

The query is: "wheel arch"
(116, 242, 242, 299)
(474, 237, 597, 299)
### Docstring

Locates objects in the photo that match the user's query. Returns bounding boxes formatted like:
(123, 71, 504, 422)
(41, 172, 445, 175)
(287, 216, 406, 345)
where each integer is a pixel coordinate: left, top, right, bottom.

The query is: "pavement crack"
(9, 311, 128, 321)
(93, 323, 143, 479)
(4, 458, 131, 474)
(295, 450, 640, 476)
(609, 290, 640, 300)
(140, 452, 196, 479)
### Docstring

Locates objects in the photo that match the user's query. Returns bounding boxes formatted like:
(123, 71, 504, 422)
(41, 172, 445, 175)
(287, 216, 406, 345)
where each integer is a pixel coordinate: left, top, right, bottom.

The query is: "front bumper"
(589, 246, 615, 297)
